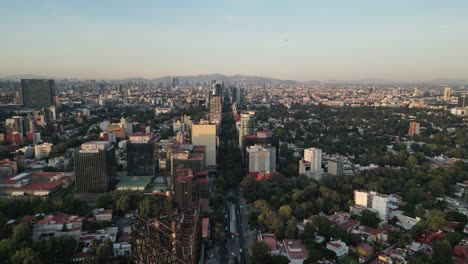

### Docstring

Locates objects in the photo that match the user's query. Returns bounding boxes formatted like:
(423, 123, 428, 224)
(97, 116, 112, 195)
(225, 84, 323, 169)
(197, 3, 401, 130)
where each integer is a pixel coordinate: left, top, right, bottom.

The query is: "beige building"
(191, 124, 217, 167)
(35, 143, 53, 159)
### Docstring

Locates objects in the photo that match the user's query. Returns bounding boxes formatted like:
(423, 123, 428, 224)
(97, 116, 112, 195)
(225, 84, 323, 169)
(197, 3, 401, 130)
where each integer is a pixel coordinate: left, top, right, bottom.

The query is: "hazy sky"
(1, 0, 468, 81)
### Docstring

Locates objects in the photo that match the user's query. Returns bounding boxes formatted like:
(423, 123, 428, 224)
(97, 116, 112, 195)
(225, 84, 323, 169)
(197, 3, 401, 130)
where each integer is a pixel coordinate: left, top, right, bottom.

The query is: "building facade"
(21, 79, 55, 108)
(239, 111, 256, 147)
(127, 134, 158, 176)
(191, 124, 217, 168)
(247, 144, 276, 173)
(75, 141, 115, 193)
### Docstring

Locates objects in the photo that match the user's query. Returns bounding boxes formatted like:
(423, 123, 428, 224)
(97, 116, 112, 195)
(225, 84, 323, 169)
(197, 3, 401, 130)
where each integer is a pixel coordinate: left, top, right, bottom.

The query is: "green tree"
(427, 210, 445, 231)
(360, 209, 380, 228)
(10, 248, 42, 264)
(12, 222, 32, 246)
(432, 240, 453, 264)
(284, 218, 298, 239)
(445, 232, 463, 247)
(278, 205, 292, 223)
(249, 241, 271, 264)
(115, 194, 130, 214)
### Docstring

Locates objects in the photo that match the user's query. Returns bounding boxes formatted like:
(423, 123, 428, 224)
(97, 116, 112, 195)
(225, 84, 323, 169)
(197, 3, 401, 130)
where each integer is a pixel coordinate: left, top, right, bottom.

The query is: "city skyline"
(1, 1, 468, 81)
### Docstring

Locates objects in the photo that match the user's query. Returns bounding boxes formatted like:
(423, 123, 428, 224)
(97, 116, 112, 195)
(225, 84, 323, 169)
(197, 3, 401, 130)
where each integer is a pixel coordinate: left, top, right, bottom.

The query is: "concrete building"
(209, 95, 222, 125)
(304, 148, 322, 178)
(443, 87, 452, 102)
(247, 144, 276, 173)
(326, 239, 348, 258)
(191, 124, 217, 167)
(354, 190, 390, 220)
(32, 213, 84, 241)
(239, 111, 256, 147)
(328, 158, 344, 176)
(34, 142, 53, 159)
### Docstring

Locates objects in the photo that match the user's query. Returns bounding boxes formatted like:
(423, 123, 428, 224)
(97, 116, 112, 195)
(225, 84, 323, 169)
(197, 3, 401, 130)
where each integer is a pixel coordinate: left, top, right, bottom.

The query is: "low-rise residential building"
(326, 239, 348, 258)
(32, 213, 84, 241)
(93, 208, 113, 222)
(282, 239, 309, 264)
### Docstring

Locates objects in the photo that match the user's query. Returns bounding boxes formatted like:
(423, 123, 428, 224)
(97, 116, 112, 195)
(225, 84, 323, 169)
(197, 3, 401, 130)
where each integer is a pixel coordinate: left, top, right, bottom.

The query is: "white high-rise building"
(370, 192, 390, 221)
(239, 111, 256, 147)
(443, 87, 452, 102)
(192, 124, 217, 167)
(354, 190, 369, 207)
(304, 148, 322, 178)
(354, 190, 390, 220)
(247, 144, 276, 173)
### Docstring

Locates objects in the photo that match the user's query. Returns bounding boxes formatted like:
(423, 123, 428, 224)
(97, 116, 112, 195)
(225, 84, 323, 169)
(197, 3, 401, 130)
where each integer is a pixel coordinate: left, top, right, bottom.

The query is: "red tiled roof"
(283, 239, 309, 260)
(263, 235, 278, 250)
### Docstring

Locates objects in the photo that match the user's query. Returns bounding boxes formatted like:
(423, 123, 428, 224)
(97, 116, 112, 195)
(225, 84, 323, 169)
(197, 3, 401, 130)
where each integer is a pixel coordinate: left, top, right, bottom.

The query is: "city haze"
(1, 1, 468, 81)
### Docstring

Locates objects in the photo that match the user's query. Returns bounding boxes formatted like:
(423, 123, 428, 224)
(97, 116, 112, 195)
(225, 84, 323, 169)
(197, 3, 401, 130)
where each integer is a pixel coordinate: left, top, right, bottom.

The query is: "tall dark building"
(458, 95, 468, 107)
(75, 141, 115, 193)
(20, 79, 55, 108)
(127, 134, 158, 176)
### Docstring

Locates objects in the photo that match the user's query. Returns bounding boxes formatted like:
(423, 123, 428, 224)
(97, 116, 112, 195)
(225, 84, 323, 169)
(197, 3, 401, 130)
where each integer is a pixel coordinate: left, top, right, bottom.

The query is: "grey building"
(21, 79, 55, 108)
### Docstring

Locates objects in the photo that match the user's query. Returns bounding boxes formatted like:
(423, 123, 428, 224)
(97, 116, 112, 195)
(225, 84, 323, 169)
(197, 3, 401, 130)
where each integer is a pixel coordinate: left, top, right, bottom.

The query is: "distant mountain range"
(1, 73, 467, 86)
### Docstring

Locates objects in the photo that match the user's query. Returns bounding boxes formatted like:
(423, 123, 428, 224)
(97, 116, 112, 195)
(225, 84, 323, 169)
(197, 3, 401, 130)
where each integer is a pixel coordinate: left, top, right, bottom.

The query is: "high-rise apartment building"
(354, 190, 389, 220)
(239, 111, 256, 147)
(247, 144, 276, 173)
(127, 134, 158, 176)
(75, 141, 115, 193)
(34, 143, 53, 159)
(328, 158, 344, 176)
(21, 79, 55, 108)
(209, 95, 222, 125)
(443, 87, 452, 102)
(304, 147, 322, 177)
(408, 122, 420, 137)
(191, 124, 217, 167)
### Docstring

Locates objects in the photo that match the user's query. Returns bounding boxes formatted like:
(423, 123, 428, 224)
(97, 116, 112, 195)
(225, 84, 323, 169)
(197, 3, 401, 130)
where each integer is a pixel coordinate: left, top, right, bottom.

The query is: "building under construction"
(132, 208, 201, 264)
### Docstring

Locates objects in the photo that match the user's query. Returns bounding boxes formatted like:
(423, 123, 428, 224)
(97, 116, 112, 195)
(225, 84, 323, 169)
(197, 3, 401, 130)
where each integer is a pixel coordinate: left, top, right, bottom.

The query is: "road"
(223, 188, 248, 264)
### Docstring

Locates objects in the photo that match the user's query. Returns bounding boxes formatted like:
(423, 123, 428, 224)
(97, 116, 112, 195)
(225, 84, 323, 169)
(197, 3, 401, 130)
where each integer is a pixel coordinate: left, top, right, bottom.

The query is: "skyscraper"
(191, 124, 217, 167)
(212, 82, 223, 96)
(304, 147, 322, 178)
(239, 111, 256, 147)
(443, 87, 452, 102)
(457, 95, 468, 107)
(209, 95, 222, 125)
(127, 134, 158, 176)
(20, 79, 55, 108)
(75, 141, 115, 193)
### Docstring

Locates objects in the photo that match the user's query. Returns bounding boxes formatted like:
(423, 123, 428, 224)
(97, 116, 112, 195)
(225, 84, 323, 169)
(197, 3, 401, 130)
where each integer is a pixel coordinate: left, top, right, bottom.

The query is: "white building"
(35, 143, 53, 159)
(371, 192, 390, 221)
(247, 144, 276, 173)
(451, 107, 468, 117)
(304, 148, 322, 178)
(354, 190, 390, 220)
(326, 239, 348, 258)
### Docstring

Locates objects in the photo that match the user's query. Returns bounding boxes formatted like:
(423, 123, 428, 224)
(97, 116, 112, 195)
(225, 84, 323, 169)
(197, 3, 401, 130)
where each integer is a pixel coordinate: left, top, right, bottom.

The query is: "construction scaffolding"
(132, 208, 201, 264)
